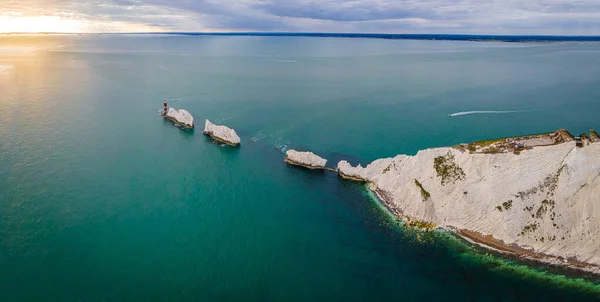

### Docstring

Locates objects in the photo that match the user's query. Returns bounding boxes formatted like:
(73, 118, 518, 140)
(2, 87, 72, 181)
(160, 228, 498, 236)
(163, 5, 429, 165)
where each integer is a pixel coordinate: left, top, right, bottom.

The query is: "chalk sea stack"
(285, 150, 327, 169)
(164, 108, 194, 129)
(203, 120, 241, 146)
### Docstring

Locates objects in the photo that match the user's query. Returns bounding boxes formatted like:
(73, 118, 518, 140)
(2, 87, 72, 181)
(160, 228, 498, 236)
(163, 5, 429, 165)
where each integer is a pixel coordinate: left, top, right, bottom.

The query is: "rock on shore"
(165, 108, 194, 128)
(285, 150, 327, 169)
(590, 130, 600, 142)
(203, 120, 241, 146)
(339, 131, 600, 272)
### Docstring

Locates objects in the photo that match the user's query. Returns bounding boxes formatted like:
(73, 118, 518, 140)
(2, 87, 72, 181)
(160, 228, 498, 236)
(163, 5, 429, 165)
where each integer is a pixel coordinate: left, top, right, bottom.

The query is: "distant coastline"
(161, 33, 600, 43)
(3, 32, 600, 43)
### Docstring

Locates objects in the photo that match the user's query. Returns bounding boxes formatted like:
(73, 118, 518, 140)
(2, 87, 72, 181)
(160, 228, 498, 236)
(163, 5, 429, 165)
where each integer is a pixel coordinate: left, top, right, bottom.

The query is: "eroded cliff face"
(339, 140, 600, 269)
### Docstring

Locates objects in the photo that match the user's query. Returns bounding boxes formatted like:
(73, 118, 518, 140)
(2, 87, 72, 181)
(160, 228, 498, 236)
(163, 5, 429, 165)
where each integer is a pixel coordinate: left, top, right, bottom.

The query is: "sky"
(1, 0, 600, 34)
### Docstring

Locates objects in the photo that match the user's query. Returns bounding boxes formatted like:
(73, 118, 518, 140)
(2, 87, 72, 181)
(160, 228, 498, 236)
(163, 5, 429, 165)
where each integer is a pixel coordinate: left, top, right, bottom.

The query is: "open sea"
(1, 34, 600, 301)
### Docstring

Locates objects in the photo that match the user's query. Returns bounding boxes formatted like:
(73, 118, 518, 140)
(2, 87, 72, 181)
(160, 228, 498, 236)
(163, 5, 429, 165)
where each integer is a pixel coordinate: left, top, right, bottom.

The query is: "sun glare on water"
(0, 16, 84, 33)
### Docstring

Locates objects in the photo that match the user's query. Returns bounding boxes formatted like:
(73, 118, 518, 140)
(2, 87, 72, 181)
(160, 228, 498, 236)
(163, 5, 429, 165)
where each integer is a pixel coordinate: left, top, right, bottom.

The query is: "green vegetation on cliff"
(414, 179, 431, 201)
(434, 152, 466, 185)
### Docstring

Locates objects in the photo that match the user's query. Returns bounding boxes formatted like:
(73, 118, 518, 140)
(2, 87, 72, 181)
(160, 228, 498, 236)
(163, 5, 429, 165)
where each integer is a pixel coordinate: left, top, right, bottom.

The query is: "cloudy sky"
(1, 0, 600, 34)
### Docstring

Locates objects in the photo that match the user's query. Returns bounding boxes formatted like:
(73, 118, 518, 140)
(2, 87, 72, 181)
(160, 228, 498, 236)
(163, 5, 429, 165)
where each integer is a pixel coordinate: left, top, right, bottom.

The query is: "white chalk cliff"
(203, 120, 241, 146)
(285, 150, 327, 169)
(165, 108, 194, 128)
(338, 140, 600, 271)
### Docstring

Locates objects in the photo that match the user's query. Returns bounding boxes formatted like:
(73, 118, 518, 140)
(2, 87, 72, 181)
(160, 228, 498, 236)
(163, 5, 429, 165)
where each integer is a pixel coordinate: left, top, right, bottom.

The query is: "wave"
(250, 130, 266, 142)
(448, 110, 541, 117)
(274, 142, 289, 153)
(156, 64, 171, 71)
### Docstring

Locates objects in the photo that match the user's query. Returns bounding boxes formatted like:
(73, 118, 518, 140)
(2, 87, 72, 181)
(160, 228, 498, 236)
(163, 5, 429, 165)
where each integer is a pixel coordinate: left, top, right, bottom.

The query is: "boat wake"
(448, 109, 541, 117)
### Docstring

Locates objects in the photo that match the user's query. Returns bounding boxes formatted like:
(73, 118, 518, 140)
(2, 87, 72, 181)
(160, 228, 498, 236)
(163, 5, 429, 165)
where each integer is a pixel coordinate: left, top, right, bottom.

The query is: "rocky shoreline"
(370, 186, 594, 272)
(364, 174, 600, 274)
(453, 228, 600, 273)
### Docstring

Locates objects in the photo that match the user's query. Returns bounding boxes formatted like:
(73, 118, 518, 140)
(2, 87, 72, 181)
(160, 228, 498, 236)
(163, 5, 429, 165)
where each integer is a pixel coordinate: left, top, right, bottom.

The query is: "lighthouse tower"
(163, 102, 168, 115)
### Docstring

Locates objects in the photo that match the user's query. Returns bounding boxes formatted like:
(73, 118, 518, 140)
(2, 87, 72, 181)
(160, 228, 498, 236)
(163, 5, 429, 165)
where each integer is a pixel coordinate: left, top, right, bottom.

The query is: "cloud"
(1, 0, 600, 34)
(255, 1, 441, 22)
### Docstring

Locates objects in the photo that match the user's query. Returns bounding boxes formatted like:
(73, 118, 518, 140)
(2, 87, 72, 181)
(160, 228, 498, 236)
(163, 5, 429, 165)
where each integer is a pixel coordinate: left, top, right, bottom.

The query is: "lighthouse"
(163, 102, 168, 115)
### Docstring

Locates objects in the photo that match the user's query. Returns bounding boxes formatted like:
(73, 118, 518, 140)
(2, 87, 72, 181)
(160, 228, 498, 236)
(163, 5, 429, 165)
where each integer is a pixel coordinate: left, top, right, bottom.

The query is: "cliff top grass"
(452, 129, 577, 154)
(472, 131, 556, 147)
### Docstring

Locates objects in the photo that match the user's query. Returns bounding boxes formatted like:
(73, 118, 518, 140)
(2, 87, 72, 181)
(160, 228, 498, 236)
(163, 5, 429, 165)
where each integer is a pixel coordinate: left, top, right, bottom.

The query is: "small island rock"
(203, 120, 241, 146)
(165, 108, 194, 129)
(285, 150, 327, 169)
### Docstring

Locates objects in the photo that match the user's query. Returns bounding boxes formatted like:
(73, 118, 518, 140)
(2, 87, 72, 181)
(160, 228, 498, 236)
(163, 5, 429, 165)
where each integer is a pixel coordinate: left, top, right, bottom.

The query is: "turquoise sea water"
(1, 35, 600, 301)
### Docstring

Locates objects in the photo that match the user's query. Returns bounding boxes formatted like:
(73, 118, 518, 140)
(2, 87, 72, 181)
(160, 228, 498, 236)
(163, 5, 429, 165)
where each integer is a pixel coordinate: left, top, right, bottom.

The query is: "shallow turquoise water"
(1, 35, 600, 301)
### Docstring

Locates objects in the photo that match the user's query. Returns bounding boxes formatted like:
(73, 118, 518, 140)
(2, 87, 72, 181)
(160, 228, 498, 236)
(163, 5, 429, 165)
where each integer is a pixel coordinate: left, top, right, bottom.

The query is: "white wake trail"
(448, 110, 541, 117)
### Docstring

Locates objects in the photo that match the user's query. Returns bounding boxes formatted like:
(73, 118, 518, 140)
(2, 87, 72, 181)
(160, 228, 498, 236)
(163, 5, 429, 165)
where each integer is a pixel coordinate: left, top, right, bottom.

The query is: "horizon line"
(2, 32, 600, 42)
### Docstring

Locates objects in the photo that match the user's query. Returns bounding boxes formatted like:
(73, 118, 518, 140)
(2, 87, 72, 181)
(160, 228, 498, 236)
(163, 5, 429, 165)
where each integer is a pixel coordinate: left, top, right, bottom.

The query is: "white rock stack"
(285, 150, 327, 169)
(203, 120, 241, 146)
(165, 108, 194, 129)
(338, 138, 600, 272)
